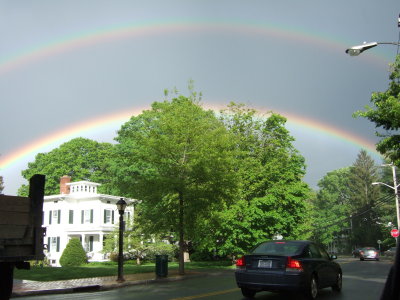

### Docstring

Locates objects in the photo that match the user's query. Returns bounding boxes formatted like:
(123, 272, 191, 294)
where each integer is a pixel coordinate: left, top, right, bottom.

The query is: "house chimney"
(60, 175, 71, 194)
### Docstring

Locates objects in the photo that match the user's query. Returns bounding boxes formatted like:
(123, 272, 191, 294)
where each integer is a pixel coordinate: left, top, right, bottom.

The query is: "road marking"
(343, 274, 387, 283)
(170, 288, 239, 300)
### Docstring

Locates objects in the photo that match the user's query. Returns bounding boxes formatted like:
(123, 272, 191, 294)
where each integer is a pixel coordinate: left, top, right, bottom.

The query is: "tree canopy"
(194, 103, 312, 257)
(311, 167, 351, 249)
(354, 54, 400, 165)
(311, 150, 391, 252)
(18, 137, 114, 196)
(0, 176, 4, 194)
(110, 95, 237, 274)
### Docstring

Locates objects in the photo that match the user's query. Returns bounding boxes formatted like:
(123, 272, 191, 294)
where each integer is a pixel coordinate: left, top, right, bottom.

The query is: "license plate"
(258, 259, 272, 268)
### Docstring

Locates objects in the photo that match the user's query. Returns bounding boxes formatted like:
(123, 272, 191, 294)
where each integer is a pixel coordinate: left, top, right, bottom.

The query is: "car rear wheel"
(241, 288, 256, 299)
(332, 272, 342, 292)
(304, 275, 318, 299)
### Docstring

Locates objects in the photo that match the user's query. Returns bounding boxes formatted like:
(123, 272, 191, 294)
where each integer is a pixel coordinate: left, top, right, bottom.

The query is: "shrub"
(145, 242, 178, 261)
(28, 257, 51, 268)
(109, 252, 119, 262)
(59, 238, 88, 267)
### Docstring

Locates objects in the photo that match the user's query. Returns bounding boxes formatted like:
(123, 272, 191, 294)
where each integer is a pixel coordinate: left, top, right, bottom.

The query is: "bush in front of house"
(109, 252, 119, 262)
(59, 238, 88, 267)
(145, 242, 178, 262)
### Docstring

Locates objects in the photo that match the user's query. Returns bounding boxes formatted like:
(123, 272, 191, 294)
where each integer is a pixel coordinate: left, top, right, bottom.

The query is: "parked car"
(352, 248, 362, 258)
(385, 247, 396, 258)
(359, 247, 379, 261)
(235, 240, 342, 299)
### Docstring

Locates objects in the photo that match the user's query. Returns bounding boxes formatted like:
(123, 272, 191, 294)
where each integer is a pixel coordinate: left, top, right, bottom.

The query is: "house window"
(104, 209, 114, 224)
(124, 211, 131, 221)
(47, 237, 60, 252)
(69, 210, 74, 224)
(48, 210, 61, 225)
(81, 209, 93, 224)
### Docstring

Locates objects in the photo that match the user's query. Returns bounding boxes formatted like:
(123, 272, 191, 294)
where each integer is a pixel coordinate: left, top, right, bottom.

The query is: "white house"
(43, 176, 135, 266)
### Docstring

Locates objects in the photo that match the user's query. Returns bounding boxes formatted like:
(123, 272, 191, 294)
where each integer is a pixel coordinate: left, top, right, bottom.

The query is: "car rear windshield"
(251, 241, 304, 256)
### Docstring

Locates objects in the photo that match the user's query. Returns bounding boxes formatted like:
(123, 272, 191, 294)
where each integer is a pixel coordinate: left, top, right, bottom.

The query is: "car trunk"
(245, 254, 288, 271)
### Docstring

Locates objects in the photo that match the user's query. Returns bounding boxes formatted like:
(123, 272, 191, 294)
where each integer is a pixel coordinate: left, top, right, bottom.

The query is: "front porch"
(67, 231, 110, 262)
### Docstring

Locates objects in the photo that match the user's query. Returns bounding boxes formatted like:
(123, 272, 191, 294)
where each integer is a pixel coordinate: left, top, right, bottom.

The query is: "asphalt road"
(16, 259, 393, 300)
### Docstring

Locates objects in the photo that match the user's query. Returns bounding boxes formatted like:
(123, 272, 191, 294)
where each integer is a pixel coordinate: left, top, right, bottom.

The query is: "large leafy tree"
(195, 103, 312, 257)
(0, 176, 4, 194)
(348, 150, 381, 247)
(18, 137, 114, 196)
(111, 95, 237, 274)
(311, 168, 351, 251)
(354, 55, 400, 165)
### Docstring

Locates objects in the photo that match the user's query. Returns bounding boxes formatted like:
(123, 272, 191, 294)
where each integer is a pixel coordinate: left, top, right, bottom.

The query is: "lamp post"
(372, 163, 400, 230)
(345, 42, 400, 56)
(116, 198, 127, 283)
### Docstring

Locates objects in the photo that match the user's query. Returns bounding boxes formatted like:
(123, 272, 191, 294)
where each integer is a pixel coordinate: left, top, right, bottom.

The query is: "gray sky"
(1, 0, 399, 195)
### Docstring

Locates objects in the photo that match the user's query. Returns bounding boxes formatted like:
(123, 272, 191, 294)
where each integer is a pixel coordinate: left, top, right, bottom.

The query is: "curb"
(11, 271, 219, 297)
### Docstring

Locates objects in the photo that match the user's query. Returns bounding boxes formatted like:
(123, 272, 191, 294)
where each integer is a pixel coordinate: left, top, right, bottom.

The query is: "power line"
(316, 193, 395, 231)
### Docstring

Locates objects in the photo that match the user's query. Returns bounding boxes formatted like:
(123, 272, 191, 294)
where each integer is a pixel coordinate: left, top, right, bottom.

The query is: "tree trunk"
(178, 191, 185, 275)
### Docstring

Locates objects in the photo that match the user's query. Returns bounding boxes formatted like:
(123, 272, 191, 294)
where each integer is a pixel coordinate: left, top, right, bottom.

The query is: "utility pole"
(372, 163, 400, 229)
(390, 163, 400, 230)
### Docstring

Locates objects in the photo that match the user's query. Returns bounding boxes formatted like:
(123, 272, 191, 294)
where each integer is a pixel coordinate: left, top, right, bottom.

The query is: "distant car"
(235, 240, 342, 299)
(385, 247, 396, 258)
(352, 248, 362, 258)
(359, 247, 379, 261)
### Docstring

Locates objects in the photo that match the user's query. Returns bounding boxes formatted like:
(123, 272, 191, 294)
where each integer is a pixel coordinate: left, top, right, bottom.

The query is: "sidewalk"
(12, 270, 207, 298)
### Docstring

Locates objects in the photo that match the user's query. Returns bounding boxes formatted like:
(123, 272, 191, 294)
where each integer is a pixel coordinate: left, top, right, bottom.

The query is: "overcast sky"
(1, 1, 399, 195)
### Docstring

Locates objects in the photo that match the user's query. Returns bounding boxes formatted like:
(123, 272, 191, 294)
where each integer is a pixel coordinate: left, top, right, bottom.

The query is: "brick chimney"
(60, 175, 71, 194)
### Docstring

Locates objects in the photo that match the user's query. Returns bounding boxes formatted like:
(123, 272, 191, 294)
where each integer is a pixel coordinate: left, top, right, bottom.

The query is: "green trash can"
(155, 255, 168, 278)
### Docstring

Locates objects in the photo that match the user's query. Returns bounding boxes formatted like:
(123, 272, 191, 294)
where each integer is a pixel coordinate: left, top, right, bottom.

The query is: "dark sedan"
(235, 240, 342, 299)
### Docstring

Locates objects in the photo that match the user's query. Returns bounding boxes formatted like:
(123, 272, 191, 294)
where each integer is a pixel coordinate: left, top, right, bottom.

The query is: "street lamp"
(116, 198, 127, 283)
(345, 42, 400, 56)
(372, 163, 400, 230)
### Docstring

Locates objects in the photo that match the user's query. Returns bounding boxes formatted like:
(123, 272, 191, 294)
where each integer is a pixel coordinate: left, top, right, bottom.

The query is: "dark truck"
(0, 174, 45, 300)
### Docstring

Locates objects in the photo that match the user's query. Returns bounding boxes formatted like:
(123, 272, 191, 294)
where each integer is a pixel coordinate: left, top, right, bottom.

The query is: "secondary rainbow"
(0, 19, 390, 75)
(0, 103, 381, 171)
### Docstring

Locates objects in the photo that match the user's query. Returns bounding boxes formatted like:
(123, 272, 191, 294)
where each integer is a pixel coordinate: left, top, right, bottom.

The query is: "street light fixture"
(345, 42, 400, 56)
(116, 198, 127, 283)
(372, 163, 400, 231)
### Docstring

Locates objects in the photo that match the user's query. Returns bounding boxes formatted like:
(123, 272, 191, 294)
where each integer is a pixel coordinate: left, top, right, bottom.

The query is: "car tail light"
(286, 257, 303, 272)
(236, 256, 246, 268)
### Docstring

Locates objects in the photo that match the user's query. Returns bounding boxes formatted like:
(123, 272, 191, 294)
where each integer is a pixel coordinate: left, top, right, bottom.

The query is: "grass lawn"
(14, 261, 234, 281)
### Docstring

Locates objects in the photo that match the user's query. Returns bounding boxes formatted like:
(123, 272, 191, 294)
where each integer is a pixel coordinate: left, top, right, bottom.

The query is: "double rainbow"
(0, 19, 385, 170)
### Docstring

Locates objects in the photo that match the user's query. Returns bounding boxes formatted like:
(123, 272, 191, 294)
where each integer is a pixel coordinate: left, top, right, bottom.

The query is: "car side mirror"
(330, 255, 337, 260)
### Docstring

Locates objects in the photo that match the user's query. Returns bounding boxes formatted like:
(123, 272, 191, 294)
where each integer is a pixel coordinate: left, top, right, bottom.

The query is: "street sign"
(391, 229, 399, 238)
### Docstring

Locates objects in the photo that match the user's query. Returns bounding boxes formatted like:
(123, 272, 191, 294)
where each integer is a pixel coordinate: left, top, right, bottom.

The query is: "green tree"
(354, 54, 400, 165)
(18, 137, 114, 196)
(0, 176, 4, 194)
(348, 150, 381, 247)
(311, 168, 351, 251)
(59, 238, 87, 266)
(195, 103, 312, 257)
(111, 95, 237, 274)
